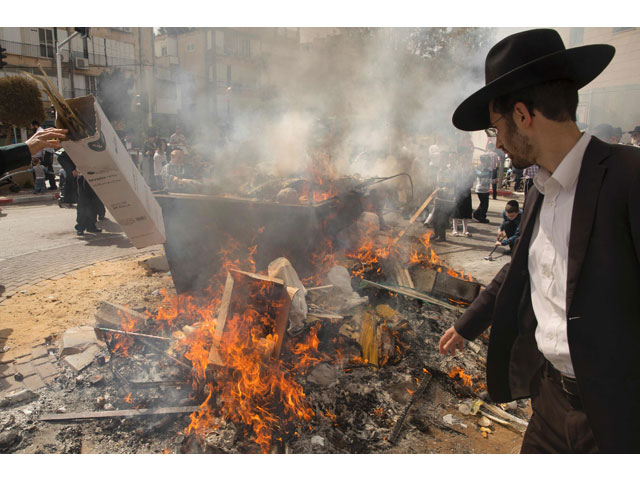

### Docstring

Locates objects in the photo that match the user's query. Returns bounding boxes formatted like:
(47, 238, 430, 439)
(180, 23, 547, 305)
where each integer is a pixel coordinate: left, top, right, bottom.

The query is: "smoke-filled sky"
(202, 28, 497, 184)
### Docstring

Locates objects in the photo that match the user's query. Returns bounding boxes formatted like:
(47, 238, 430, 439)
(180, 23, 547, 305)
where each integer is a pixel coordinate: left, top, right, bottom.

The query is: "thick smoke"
(175, 27, 497, 191)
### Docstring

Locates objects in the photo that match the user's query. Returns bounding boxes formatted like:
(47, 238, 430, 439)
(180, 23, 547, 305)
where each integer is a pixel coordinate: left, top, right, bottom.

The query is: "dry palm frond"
(23, 66, 94, 140)
(359, 312, 379, 367)
(0, 75, 46, 127)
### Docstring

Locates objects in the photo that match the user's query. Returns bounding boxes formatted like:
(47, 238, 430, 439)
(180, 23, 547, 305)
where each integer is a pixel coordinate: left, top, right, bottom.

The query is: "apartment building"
(0, 27, 154, 137)
(153, 28, 300, 136)
(558, 27, 640, 131)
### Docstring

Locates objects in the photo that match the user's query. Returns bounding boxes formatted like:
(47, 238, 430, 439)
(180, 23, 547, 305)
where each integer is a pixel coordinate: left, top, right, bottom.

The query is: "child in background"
(473, 154, 492, 223)
(495, 199, 522, 252)
(28, 158, 49, 194)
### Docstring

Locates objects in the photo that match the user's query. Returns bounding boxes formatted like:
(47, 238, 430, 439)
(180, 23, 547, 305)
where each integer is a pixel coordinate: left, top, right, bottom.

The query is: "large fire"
(107, 193, 478, 452)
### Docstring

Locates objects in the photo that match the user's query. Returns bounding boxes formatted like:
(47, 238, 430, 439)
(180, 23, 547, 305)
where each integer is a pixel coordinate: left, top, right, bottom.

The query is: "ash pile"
(0, 211, 529, 453)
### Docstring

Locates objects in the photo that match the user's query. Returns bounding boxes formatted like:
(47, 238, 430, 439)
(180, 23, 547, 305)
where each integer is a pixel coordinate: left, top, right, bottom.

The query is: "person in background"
(430, 146, 456, 241)
(168, 126, 187, 152)
(472, 154, 492, 223)
(628, 125, 640, 147)
(161, 149, 196, 192)
(523, 163, 539, 195)
(495, 199, 522, 252)
(153, 140, 167, 190)
(30, 120, 57, 190)
(487, 142, 501, 200)
(451, 136, 475, 237)
(27, 158, 49, 194)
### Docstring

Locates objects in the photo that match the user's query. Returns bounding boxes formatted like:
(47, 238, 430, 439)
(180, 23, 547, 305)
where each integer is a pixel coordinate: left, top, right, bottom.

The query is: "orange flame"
(448, 366, 473, 388)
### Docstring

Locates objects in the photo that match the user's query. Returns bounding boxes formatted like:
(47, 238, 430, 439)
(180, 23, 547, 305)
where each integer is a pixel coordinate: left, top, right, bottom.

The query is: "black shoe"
(86, 227, 102, 233)
(479, 218, 490, 224)
(98, 215, 105, 221)
(76, 230, 85, 236)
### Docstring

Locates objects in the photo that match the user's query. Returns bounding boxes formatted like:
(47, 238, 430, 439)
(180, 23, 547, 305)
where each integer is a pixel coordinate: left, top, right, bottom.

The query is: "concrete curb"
(0, 192, 60, 205)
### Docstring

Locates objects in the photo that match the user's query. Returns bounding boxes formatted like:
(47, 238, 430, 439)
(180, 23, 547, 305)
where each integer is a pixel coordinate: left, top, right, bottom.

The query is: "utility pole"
(55, 28, 89, 97)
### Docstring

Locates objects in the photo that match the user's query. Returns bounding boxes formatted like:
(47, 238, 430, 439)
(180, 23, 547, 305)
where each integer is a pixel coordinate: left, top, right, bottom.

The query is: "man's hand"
(439, 326, 465, 355)
(26, 128, 68, 155)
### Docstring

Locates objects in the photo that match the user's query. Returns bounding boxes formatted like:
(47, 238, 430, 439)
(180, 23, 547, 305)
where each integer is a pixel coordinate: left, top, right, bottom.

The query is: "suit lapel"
(566, 138, 610, 310)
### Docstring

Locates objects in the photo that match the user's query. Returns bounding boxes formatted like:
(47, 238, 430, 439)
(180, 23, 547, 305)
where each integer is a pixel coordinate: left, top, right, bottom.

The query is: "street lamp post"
(55, 28, 89, 97)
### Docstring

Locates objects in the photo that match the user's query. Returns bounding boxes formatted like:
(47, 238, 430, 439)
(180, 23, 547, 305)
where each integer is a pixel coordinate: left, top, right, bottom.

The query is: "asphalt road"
(0, 200, 160, 301)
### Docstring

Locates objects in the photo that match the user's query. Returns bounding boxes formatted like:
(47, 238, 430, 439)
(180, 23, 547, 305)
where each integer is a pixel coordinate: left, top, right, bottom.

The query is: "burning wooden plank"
(208, 269, 298, 367)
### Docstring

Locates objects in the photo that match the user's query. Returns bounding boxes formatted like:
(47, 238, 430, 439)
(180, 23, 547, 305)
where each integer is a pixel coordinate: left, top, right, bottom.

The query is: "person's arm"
(440, 262, 510, 355)
(504, 223, 521, 247)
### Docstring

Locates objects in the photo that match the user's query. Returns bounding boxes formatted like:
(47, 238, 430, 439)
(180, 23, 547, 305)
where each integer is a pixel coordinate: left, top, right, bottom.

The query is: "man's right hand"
(439, 326, 466, 355)
(26, 128, 68, 155)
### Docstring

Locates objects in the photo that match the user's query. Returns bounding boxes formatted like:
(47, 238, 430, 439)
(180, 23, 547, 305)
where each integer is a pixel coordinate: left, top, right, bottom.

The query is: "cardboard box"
(58, 95, 165, 248)
(208, 269, 298, 367)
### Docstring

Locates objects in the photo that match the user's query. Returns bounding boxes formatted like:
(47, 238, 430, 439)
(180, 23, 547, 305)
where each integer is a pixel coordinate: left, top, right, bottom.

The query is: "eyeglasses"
(485, 115, 504, 137)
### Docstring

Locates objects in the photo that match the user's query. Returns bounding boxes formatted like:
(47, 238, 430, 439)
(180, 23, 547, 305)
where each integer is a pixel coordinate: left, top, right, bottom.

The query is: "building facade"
(153, 28, 300, 137)
(0, 27, 154, 138)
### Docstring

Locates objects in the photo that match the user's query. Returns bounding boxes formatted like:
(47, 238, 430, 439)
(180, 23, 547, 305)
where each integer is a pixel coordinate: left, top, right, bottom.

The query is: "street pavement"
(0, 199, 161, 303)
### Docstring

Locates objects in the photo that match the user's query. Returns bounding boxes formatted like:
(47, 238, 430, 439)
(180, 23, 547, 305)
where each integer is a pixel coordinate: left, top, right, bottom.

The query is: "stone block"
(35, 362, 59, 380)
(61, 344, 104, 373)
(15, 354, 32, 365)
(30, 345, 49, 360)
(140, 255, 169, 273)
(32, 356, 51, 367)
(59, 326, 106, 357)
(22, 374, 45, 391)
(0, 375, 22, 394)
(0, 350, 19, 364)
(0, 363, 16, 379)
(15, 363, 35, 378)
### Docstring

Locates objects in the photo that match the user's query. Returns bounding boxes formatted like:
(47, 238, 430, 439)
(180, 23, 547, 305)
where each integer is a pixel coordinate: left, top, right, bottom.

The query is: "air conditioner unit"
(74, 57, 89, 69)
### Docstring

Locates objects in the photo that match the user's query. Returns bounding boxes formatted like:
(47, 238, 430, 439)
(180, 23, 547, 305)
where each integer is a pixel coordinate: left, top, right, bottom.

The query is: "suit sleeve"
(454, 262, 510, 340)
(0, 144, 32, 176)
(629, 167, 640, 265)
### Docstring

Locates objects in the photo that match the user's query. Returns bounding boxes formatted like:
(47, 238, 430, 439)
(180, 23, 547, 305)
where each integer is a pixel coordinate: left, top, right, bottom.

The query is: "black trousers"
(520, 365, 599, 453)
(474, 192, 490, 220)
(41, 151, 57, 189)
(75, 177, 100, 232)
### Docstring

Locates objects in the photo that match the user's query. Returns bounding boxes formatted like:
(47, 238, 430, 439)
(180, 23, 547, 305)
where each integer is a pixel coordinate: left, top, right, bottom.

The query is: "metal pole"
(55, 31, 80, 97)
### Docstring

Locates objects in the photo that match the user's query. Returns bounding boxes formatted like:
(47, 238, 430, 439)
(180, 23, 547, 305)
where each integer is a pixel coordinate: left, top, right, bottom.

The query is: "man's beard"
(503, 121, 535, 169)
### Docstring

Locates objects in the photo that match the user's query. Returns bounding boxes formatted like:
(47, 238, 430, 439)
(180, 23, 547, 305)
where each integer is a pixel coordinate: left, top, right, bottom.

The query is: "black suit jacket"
(0, 143, 32, 176)
(455, 137, 640, 452)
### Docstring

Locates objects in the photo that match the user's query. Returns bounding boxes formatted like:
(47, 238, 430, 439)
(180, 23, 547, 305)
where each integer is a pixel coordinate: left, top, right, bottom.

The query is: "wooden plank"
(391, 187, 439, 246)
(40, 405, 199, 422)
(360, 279, 465, 313)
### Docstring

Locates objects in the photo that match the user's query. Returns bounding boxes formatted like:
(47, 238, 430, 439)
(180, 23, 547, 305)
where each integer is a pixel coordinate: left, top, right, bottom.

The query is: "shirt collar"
(532, 133, 591, 194)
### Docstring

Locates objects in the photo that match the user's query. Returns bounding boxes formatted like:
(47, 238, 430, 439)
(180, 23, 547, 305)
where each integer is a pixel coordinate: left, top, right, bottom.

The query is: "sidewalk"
(405, 191, 525, 287)
(0, 190, 60, 205)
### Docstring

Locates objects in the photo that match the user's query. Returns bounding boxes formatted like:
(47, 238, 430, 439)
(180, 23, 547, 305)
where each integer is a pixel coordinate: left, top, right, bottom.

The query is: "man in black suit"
(439, 29, 640, 453)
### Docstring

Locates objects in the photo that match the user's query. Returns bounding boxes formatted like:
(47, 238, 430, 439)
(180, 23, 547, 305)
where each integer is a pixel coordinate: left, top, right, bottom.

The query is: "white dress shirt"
(528, 133, 592, 377)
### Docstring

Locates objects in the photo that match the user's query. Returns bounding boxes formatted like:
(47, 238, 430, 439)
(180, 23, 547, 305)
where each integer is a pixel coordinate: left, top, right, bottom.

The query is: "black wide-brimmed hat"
(629, 126, 640, 134)
(452, 29, 615, 131)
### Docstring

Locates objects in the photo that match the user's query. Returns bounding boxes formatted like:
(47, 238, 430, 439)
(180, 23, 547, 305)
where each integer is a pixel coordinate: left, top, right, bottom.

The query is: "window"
(209, 65, 214, 82)
(161, 46, 168, 56)
(186, 43, 195, 53)
(207, 30, 213, 50)
(216, 31, 224, 54)
(87, 76, 97, 94)
(38, 28, 54, 58)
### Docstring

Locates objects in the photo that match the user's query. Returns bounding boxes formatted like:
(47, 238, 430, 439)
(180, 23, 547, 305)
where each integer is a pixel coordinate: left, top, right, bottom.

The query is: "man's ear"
(512, 102, 534, 129)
